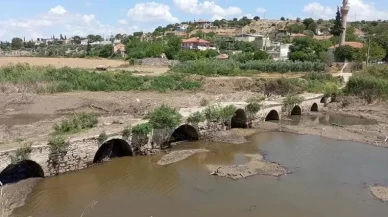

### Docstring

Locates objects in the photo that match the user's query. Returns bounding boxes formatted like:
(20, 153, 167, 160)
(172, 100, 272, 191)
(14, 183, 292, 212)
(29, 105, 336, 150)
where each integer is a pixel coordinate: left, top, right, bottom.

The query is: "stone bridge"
(0, 93, 327, 184)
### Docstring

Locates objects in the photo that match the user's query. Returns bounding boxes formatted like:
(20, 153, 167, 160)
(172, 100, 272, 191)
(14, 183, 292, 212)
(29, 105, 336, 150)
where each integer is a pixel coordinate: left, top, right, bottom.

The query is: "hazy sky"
(0, 0, 387, 41)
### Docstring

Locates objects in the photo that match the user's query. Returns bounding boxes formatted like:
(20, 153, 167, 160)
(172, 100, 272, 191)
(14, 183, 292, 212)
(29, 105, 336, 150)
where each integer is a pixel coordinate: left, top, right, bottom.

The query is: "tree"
(307, 22, 318, 34)
(358, 42, 386, 62)
(115, 34, 123, 39)
(24, 41, 35, 48)
(165, 35, 182, 59)
(331, 7, 343, 36)
(97, 44, 113, 58)
(86, 40, 91, 55)
(253, 50, 270, 60)
(253, 16, 260, 21)
(133, 32, 143, 37)
(303, 18, 314, 27)
(334, 45, 356, 62)
(280, 17, 285, 21)
(317, 19, 324, 25)
(296, 17, 301, 23)
(11, 37, 23, 49)
(73, 36, 81, 44)
(288, 23, 306, 33)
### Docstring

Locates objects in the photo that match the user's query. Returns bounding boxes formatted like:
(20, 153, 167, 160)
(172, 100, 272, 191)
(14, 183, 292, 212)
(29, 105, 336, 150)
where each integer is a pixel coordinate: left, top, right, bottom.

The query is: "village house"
(194, 19, 212, 29)
(235, 34, 272, 50)
(176, 24, 189, 32)
(113, 43, 126, 57)
(181, 37, 216, 50)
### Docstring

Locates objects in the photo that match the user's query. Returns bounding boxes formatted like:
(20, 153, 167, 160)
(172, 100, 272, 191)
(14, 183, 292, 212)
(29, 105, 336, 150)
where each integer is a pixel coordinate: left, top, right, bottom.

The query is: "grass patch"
(10, 143, 32, 163)
(0, 63, 201, 93)
(170, 59, 325, 76)
(48, 136, 70, 153)
(122, 126, 132, 139)
(97, 131, 108, 145)
(187, 111, 205, 125)
(54, 113, 98, 135)
(132, 122, 152, 136)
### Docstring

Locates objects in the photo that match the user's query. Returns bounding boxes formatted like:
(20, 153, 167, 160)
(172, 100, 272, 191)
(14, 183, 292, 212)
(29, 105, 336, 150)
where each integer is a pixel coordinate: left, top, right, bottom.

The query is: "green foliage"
(176, 49, 219, 61)
(331, 8, 343, 36)
(148, 105, 182, 129)
(290, 37, 331, 62)
(122, 126, 132, 139)
(11, 37, 23, 49)
(245, 97, 264, 121)
(345, 65, 388, 102)
(97, 131, 108, 145)
(10, 143, 32, 163)
(54, 113, 98, 134)
(0, 64, 201, 93)
(48, 136, 70, 153)
(187, 111, 205, 124)
(132, 122, 152, 135)
(165, 35, 182, 59)
(288, 23, 306, 34)
(203, 105, 222, 122)
(253, 50, 270, 60)
(170, 59, 325, 76)
(220, 105, 237, 123)
(358, 42, 386, 62)
(283, 95, 304, 114)
(334, 45, 357, 62)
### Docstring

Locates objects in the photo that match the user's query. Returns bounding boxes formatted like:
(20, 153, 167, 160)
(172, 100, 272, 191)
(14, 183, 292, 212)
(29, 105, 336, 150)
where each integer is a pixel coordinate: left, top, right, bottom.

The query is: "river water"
(13, 131, 388, 217)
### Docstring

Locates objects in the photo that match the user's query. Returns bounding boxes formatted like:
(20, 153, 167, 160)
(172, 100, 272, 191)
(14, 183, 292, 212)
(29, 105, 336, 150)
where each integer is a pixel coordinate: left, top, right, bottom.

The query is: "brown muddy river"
(13, 132, 388, 217)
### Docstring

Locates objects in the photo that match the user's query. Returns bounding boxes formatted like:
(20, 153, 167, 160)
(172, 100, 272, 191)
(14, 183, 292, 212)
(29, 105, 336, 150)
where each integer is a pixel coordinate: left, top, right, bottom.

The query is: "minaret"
(340, 0, 350, 46)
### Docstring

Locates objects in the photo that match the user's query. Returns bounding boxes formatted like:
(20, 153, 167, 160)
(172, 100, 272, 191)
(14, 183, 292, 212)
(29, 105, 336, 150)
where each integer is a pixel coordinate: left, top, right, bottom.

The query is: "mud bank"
(369, 185, 388, 202)
(204, 130, 250, 144)
(157, 149, 209, 166)
(207, 154, 288, 180)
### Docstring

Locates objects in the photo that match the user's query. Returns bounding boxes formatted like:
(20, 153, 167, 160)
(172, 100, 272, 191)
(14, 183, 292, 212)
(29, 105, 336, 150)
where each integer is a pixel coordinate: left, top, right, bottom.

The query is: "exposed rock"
(369, 185, 388, 202)
(157, 149, 209, 166)
(205, 130, 248, 144)
(207, 154, 288, 180)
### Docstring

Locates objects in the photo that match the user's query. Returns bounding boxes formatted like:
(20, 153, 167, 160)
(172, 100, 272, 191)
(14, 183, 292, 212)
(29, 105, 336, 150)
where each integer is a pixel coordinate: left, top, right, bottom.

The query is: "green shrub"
(122, 126, 132, 139)
(203, 105, 222, 122)
(148, 105, 182, 129)
(170, 59, 325, 76)
(97, 131, 108, 145)
(132, 122, 152, 135)
(187, 111, 205, 124)
(283, 95, 304, 114)
(220, 105, 237, 127)
(54, 113, 98, 134)
(10, 143, 32, 163)
(48, 137, 70, 153)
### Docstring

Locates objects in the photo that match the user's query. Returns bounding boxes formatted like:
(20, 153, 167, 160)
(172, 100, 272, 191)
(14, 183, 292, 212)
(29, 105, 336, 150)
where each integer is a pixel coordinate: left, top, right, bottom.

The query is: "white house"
(81, 39, 89, 45)
(235, 34, 271, 49)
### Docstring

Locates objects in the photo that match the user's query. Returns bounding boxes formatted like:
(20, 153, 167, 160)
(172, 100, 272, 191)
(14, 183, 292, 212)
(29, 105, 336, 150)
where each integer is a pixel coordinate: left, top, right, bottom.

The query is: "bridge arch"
(93, 139, 133, 163)
(265, 110, 280, 121)
(311, 103, 318, 112)
(0, 160, 44, 185)
(231, 109, 248, 128)
(320, 97, 326, 103)
(170, 124, 199, 142)
(291, 105, 302, 116)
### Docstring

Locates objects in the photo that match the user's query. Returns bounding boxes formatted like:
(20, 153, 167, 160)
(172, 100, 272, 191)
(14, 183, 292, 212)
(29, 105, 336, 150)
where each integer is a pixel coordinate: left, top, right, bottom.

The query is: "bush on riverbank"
(48, 137, 70, 153)
(10, 143, 32, 163)
(0, 63, 200, 93)
(170, 59, 325, 76)
(345, 65, 388, 102)
(147, 105, 182, 129)
(54, 113, 98, 135)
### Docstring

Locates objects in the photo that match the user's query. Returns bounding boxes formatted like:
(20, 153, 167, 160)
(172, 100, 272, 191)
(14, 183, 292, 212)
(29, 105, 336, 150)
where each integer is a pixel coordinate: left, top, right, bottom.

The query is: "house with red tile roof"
(181, 37, 214, 50)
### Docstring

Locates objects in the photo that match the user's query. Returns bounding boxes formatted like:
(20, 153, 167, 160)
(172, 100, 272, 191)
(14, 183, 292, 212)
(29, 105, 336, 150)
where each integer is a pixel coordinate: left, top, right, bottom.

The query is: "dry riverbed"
(207, 153, 288, 180)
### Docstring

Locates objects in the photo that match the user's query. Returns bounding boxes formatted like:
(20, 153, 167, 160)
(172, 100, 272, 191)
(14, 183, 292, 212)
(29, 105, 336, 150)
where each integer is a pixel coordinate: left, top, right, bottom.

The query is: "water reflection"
(282, 114, 378, 126)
